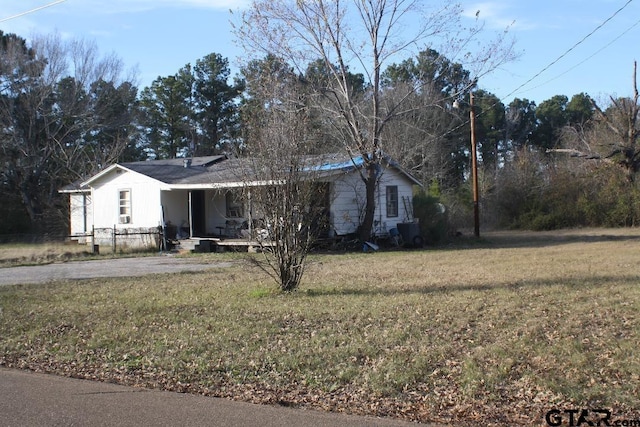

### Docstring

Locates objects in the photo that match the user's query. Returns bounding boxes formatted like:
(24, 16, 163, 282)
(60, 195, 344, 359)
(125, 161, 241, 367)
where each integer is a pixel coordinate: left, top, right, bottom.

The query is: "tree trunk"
(19, 184, 40, 225)
(359, 165, 378, 241)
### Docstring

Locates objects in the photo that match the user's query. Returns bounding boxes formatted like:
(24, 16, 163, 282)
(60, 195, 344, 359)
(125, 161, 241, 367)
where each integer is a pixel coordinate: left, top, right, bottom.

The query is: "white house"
(60, 153, 421, 249)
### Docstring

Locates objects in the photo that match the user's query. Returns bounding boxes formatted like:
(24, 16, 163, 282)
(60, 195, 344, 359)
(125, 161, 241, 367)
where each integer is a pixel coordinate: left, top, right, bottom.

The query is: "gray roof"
(66, 153, 421, 191)
(119, 155, 236, 185)
(118, 154, 360, 186)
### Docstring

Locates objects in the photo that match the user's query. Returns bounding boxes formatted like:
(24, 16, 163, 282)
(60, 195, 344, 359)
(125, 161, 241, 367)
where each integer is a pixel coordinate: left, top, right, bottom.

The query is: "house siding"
(379, 169, 415, 224)
(90, 169, 163, 248)
(161, 190, 189, 232)
(330, 172, 364, 236)
(92, 169, 162, 228)
(329, 167, 415, 237)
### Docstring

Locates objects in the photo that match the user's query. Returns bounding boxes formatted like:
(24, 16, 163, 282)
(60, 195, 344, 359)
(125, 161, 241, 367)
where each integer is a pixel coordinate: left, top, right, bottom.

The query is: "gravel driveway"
(0, 256, 231, 286)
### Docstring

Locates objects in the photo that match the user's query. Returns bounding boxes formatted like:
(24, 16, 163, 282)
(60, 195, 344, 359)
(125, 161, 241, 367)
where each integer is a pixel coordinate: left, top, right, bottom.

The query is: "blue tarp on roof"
(310, 156, 365, 171)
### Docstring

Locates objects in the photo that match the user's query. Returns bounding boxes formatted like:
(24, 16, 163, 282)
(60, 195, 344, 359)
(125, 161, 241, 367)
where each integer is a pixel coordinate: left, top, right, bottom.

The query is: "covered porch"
(161, 188, 255, 240)
(160, 182, 333, 252)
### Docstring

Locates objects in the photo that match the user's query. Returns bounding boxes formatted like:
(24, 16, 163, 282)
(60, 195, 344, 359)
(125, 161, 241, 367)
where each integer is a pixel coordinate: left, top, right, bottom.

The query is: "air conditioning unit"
(120, 215, 131, 224)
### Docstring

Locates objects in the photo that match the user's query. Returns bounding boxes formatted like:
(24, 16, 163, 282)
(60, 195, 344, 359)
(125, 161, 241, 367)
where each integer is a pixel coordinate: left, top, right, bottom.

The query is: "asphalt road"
(0, 368, 427, 427)
(0, 255, 231, 286)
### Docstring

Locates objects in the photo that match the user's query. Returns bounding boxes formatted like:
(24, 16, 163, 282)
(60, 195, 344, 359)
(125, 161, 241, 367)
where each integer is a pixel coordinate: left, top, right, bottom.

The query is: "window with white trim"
(119, 189, 132, 224)
(386, 186, 398, 218)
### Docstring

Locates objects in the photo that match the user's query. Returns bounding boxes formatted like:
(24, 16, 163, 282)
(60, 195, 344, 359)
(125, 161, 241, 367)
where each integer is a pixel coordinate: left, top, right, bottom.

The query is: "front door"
(191, 190, 206, 237)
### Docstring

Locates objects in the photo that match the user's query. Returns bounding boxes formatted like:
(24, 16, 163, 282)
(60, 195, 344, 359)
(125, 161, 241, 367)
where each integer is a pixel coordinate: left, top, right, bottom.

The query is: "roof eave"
(166, 180, 283, 190)
(58, 188, 91, 194)
(81, 164, 124, 187)
(82, 164, 167, 187)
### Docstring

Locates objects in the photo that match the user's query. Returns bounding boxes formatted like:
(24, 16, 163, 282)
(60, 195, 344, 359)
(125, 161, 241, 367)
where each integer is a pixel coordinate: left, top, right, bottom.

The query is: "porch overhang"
(163, 180, 285, 191)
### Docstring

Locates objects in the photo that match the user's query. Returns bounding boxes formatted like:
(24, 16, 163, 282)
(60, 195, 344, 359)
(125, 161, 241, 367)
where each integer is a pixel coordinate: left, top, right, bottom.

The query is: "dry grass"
(1, 229, 640, 426)
(0, 242, 94, 266)
(0, 241, 159, 267)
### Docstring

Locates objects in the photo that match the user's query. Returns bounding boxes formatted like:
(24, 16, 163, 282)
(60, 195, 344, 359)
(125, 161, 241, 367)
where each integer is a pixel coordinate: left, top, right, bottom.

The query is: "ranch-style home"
(60, 153, 421, 250)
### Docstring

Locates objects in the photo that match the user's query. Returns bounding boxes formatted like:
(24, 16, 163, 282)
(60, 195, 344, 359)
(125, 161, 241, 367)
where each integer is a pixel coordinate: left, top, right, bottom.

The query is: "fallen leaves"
(3, 234, 640, 425)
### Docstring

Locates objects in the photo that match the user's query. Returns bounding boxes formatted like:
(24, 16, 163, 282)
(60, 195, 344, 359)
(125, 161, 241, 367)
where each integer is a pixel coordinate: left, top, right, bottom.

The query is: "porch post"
(188, 190, 193, 238)
(82, 193, 88, 234)
(247, 188, 252, 238)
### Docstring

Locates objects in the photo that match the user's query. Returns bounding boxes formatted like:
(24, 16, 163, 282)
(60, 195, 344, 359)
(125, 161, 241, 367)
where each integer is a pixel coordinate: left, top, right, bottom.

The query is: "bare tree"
(239, 56, 329, 292)
(0, 31, 138, 232)
(590, 62, 640, 183)
(380, 84, 464, 187)
(236, 0, 515, 240)
(551, 62, 640, 183)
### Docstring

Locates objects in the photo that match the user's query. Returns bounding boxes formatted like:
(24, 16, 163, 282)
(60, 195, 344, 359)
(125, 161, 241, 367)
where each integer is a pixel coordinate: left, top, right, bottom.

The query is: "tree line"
(1, 28, 639, 237)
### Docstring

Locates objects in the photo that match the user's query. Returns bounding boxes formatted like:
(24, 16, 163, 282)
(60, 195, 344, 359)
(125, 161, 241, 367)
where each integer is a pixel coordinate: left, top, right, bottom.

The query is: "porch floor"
(177, 237, 275, 253)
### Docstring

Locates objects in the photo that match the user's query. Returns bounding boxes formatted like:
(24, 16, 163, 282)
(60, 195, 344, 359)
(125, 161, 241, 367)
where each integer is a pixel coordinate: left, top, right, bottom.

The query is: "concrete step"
(175, 239, 199, 252)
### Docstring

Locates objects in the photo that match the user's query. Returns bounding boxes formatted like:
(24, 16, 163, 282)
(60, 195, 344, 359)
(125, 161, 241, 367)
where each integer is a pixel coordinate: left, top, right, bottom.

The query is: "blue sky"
(2, 0, 639, 106)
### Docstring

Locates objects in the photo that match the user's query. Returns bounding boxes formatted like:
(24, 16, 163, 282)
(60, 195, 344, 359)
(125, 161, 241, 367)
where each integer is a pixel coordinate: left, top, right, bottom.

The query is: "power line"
(417, 1, 638, 159)
(0, 0, 68, 24)
(458, 0, 639, 132)
(427, 0, 639, 147)
(503, 0, 635, 101)
(521, 16, 640, 94)
(423, 1, 639, 186)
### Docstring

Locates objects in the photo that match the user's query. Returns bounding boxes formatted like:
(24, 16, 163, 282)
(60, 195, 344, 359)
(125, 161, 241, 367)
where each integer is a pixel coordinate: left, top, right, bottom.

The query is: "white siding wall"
(330, 172, 365, 236)
(378, 168, 415, 228)
(330, 167, 415, 236)
(91, 169, 162, 229)
(81, 163, 415, 245)
(161, 190, 189, 229)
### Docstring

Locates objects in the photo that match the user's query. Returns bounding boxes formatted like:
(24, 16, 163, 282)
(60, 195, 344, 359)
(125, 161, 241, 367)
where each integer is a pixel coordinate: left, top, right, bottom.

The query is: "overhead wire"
(501, 0, 635, 101)
(519, 15, 640, 94)
(0, 0, 68, 24)
(431, 0, 638, 144)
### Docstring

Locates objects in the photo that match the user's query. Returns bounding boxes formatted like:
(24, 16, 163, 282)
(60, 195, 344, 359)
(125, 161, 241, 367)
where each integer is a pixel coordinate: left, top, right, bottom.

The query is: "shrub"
(487, 151, 640, 229)
(413, 189, 449, 244)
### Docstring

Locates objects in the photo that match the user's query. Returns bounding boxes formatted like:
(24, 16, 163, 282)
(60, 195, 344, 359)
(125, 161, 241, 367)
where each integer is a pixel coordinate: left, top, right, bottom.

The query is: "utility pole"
(469, 92, 480, 238)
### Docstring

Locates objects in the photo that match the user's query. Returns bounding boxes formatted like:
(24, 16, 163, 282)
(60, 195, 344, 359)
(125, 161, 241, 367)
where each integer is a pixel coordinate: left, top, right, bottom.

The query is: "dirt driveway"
(0, 256, 231, 286)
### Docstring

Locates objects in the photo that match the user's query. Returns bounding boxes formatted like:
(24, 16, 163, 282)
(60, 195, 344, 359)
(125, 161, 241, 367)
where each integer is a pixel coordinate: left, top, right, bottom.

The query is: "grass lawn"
(0, 242, 95, 266)
(1, 229, 639, 426)
(0, 241, 161, 267)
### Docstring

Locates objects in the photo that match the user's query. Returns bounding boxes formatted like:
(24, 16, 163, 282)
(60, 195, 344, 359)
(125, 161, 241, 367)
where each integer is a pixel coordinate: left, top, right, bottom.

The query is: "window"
(119, 189, 132, 223)
(386, 186, 398, 218)
(226, 191, 244, 218)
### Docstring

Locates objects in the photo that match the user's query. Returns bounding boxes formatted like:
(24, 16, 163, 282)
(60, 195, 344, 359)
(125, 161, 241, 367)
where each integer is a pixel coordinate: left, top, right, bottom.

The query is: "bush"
(487, 151, 640, 230)
(413, 189, 449, 244)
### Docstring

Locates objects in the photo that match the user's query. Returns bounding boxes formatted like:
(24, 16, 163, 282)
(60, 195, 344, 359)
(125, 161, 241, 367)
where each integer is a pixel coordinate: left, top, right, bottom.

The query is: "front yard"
(1, 229, 639, 426)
